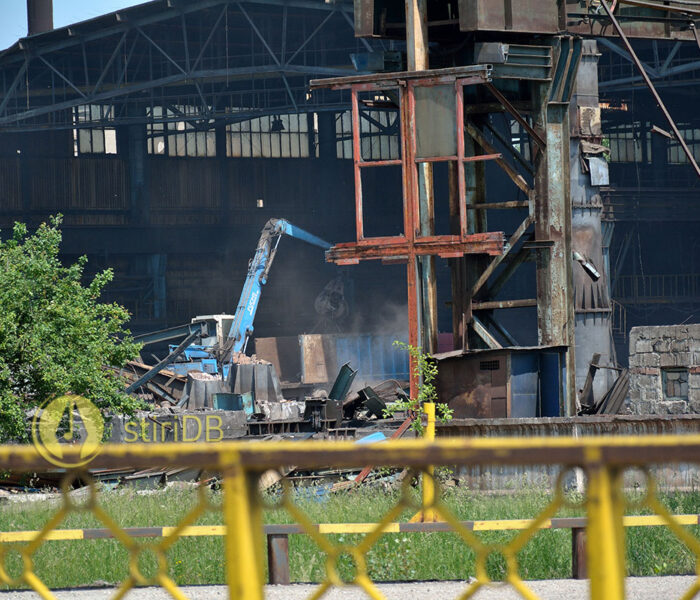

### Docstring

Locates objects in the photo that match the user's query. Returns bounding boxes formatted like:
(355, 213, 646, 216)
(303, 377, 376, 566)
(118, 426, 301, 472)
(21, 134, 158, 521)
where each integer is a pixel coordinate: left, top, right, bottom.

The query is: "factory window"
(147, 106, 166, 155)
(73, 105, 117, 156)
(336, 107, 400, 161)
(226, 113, 312, 158)
(668, 128, 700, 165)
(510, 120, 532, 162)
(606, 123, 647, 163)
(662, 368, 689, 401)
(147, 106, 217, 157)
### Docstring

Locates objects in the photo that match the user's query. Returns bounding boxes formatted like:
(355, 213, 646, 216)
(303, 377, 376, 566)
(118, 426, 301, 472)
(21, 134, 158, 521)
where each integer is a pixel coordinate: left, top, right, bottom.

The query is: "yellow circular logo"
(31, 395, 104, 468)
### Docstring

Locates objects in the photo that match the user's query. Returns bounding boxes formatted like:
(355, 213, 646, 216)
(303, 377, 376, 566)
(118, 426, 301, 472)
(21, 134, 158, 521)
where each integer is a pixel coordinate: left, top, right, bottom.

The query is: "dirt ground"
(1, 577, 697, 599)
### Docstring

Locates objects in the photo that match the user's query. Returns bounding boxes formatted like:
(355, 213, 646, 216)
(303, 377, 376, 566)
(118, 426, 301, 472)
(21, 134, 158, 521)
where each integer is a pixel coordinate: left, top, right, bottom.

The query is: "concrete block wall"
(628, 324, 700, 414)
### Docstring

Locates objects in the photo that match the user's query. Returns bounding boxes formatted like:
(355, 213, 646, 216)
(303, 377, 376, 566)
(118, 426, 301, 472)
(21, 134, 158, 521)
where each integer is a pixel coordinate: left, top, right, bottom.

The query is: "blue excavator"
(220, 218, 331, 363)
(126, 218, 331, 395)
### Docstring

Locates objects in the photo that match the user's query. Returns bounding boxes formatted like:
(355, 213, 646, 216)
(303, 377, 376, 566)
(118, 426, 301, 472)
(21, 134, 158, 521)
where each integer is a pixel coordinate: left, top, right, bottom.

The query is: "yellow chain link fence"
(1, 435, 700, 599)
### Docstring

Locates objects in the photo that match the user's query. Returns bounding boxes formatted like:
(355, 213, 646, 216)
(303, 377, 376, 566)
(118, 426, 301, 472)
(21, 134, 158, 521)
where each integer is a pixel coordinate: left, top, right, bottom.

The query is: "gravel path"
(0, 577, 696, 599)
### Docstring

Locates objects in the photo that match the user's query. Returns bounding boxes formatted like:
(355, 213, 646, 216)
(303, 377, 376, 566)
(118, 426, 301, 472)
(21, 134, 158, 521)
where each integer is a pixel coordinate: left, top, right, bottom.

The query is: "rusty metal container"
(433, 346, 567, 419)
(354, 0, 562, 37)
(458, 0, 561, 34)
(353, 0, 690, 40)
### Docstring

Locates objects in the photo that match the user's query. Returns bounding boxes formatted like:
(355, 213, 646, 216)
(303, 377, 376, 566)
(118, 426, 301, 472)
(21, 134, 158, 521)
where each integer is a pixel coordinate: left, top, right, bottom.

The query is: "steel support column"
(535, 92, 576, 416)
(405, 0, 438, 354)
(571, 40, 614, 403)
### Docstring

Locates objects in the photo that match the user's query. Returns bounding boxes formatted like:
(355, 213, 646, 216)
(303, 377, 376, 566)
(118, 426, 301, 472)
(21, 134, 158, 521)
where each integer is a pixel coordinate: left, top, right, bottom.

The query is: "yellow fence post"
(586, 462, 626, 600)
(221, 451, 265, 600)
(424, 402, 436, 513)
(409, 402, 437, 523)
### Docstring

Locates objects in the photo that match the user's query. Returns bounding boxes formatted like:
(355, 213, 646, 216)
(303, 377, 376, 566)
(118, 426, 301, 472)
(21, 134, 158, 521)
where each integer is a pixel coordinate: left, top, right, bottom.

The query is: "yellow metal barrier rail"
(2, 435, 700, 599)
(2, 513, 700, 585)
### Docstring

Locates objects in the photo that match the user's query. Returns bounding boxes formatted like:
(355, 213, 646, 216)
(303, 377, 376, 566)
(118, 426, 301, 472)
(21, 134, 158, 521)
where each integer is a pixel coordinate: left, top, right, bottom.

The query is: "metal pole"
(409, 402, 437, 523)
(405, 0, 438, 355)
(534, 85, 577, 416)
(422, 402, 437, 522)
(571, 528, 587, 579)
(267, 534, 290, 585)
(222, 452, 265, 600)
(26, 0, 53, 36)
(586, 465, 626, 600)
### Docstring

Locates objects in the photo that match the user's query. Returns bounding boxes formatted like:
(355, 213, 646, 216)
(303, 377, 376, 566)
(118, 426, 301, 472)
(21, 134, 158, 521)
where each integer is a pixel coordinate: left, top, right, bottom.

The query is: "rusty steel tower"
(313, 0, 699, 412)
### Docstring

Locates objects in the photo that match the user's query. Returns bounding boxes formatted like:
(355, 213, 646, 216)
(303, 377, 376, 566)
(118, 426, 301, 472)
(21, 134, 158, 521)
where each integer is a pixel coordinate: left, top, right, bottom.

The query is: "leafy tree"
(0, 216, 143, 442)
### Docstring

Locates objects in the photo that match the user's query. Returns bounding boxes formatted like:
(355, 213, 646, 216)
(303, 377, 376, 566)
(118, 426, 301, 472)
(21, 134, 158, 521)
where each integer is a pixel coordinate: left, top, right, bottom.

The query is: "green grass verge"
(0, 482, 698, 589)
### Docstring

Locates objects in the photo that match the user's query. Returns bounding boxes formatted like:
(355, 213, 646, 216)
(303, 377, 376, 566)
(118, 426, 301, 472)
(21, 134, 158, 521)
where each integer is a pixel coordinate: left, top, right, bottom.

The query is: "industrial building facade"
(0, 0, 699, 408)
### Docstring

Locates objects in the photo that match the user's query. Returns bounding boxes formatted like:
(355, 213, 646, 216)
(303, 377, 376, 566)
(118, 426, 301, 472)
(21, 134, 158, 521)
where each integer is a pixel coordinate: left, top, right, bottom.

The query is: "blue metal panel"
(168, 358, 219, 376)
(511, 353, 539, 418)
(540, 351, 563, 417)
(334, 333, 410, 383)
(213, 393, 244, 411)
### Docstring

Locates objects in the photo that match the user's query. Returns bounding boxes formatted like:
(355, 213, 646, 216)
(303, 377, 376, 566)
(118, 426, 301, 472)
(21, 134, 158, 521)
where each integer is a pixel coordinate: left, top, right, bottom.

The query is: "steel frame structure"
(0, 0, 379, 133)
(313, 66, 507, 401)
(313, 42, 580, 409)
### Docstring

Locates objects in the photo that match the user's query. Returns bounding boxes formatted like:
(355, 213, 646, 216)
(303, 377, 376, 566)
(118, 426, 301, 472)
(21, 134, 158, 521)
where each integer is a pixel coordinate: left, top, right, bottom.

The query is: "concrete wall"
(628, 324, 700, 415)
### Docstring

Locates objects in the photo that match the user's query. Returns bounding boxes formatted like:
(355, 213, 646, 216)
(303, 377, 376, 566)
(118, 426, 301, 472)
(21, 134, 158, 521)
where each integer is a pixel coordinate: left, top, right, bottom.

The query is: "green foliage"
(0, 216, 143, 442)
(383, 341, 453, 433)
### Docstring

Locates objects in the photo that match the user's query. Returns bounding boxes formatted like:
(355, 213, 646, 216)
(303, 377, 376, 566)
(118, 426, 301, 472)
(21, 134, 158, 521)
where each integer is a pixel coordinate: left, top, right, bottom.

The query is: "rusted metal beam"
(470, 215, 534, 297)
(473, 299, 537, 310)
(572, 528, 587, 579)
(448, 161, 467, 350)
(483, 81, 546, 150)
(350, 415, 414, 486)
(464, 101, 531, 115)
(533, 95, 576, 416)
(326, 232, 505, 263)
(309, 65, 491, 91)
(600, 0, 700, 178)
(267, 534, 290, 584)
(471, 315, 502, 349)
(465, 122, 532, 195)
(486, 244, 531, 298)
(470, 200, 529, 209)
(483, 313, 520, 346)
(484, 118, 535, 176)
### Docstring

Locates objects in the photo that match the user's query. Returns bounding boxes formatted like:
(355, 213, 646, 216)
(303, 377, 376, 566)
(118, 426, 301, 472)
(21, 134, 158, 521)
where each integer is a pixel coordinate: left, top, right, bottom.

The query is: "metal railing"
(2, 435, 700, 599)
(612, 273, 700, 305)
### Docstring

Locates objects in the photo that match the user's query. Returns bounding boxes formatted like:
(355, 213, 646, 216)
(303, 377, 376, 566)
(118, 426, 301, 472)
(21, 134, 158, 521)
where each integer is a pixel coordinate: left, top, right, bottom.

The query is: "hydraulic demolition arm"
(219, 218, 331, 364)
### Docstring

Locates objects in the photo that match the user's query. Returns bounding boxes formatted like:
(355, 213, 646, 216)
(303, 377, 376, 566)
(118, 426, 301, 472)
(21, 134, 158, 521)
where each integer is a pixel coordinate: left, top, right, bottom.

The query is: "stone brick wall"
(628, 324, 700, 414)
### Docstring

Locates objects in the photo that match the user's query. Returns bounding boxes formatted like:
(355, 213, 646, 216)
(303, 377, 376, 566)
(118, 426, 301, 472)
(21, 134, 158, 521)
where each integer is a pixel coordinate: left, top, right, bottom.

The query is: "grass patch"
(0, 483, 698, 588)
